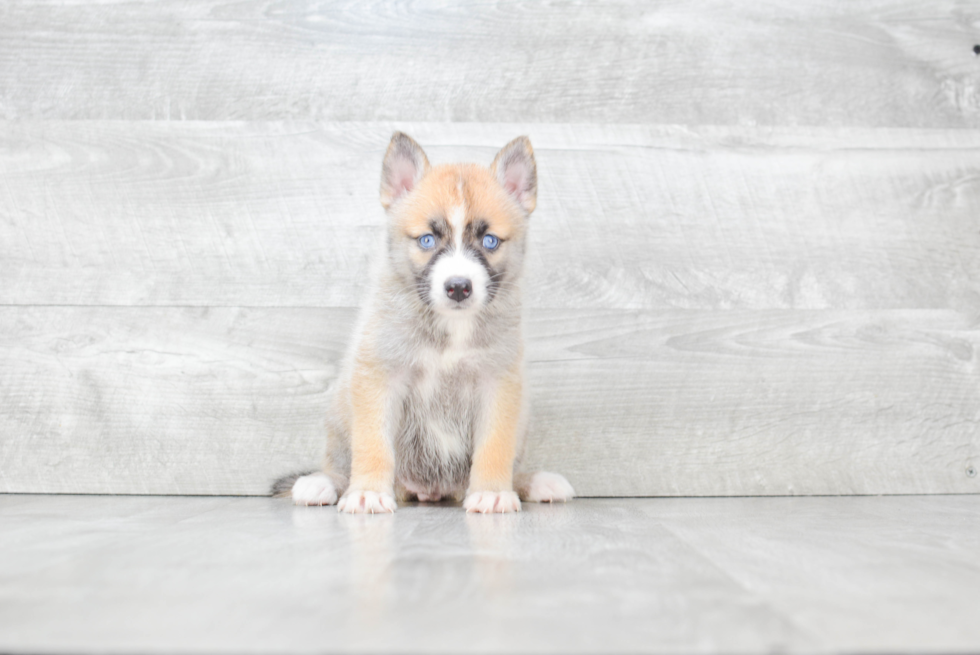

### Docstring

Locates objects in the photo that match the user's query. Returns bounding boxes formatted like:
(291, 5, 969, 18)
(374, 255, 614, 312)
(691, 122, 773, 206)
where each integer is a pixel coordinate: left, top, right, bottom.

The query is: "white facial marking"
(429, 250, 489, 314)
(449, 204, 466, 249)
(428, 201, 489, 316)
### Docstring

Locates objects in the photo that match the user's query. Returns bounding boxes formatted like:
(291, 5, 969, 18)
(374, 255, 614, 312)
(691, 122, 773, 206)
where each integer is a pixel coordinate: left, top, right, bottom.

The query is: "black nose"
(445, 277, 472, 303)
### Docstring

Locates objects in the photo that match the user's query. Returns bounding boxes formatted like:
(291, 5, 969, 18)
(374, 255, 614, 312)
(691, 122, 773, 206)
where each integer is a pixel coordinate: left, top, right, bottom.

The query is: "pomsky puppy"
(274, 133, 574, 513)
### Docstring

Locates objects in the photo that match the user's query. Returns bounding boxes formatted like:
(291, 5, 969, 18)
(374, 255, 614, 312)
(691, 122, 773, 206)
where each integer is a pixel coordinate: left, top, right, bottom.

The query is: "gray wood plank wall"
(1, 2, 978, 496)
(1, 1, 978, 127)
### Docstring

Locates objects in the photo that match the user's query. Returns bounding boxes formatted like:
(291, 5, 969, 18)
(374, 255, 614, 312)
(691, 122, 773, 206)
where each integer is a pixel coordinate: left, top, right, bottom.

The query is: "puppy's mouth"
(437, 297, 480, 314)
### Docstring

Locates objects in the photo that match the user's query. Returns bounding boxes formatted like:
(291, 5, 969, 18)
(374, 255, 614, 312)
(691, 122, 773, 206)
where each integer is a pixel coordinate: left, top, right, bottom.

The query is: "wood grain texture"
(523, 308, 980, 496)
(4, 496, 980, 653)
(2, 306, 977, 495)
(0, 307, 354, 494)
(1, 1, 979, 127)
(3, 122, 979, 311)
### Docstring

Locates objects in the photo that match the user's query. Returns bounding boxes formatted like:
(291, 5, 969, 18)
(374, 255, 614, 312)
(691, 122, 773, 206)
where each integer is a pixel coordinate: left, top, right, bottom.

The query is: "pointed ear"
(491, 136, 537, 214)
(380, 132, 431, 209)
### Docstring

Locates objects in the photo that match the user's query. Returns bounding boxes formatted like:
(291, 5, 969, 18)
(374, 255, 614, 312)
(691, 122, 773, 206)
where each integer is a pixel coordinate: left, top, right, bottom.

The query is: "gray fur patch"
(394, 366, 483, 494)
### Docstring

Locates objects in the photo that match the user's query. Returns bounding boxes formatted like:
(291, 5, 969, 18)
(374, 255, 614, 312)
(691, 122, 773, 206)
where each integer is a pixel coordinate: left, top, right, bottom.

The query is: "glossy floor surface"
(1, 495, 979, 654)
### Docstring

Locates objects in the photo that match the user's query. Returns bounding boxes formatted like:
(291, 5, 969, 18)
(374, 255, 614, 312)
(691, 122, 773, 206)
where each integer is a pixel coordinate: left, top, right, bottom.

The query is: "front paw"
(291, 473, 338, 506)
(464, 490, 521, 514)
(523, 471, 575, 503)
(338, 489, 397, 514)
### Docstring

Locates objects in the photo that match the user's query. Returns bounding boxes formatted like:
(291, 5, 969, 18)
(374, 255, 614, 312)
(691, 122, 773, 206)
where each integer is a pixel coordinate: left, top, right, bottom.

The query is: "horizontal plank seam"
(3, 492, 979, 499)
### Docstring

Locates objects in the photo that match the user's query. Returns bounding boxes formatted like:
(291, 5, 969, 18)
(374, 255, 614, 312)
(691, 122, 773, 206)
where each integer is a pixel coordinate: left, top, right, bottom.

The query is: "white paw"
(524, 471, 575, 503)
(337, 490, 397, 514)
(291, 473, 338, 506)
(416, 492, 442, 502)
(464, 490, 521, 514)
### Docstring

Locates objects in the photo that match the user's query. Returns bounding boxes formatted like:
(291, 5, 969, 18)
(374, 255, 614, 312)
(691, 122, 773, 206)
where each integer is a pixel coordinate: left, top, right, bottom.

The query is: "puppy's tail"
(270, 470, 317, 498)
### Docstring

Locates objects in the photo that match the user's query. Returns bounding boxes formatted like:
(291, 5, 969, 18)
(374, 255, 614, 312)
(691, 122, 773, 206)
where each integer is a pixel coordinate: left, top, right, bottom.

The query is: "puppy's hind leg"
(514, 471, 575, 503)
(272, 471, 346, 506)
(290, 472, 340, 506)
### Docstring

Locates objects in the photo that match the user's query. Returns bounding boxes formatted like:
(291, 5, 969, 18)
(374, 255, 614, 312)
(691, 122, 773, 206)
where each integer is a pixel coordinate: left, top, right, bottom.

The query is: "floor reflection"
(465, 511, 517, 595)
(340, 512, 396, 628)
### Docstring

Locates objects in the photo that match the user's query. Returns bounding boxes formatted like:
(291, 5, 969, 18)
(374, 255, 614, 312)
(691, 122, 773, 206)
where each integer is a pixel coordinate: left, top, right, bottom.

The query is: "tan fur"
(468, 360, 523, 492)
(396, 164, 524, 244)
(347, 350, 394, 492)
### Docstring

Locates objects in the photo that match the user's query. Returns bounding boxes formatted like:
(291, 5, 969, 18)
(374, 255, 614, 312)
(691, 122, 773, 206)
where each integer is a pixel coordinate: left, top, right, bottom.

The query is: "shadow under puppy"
(273, 133, 574, 514)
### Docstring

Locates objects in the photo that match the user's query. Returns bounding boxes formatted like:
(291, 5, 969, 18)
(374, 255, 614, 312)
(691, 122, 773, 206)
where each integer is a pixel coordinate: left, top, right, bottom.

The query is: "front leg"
(465, 366, 523, 514)
(338, 355, 399, 514)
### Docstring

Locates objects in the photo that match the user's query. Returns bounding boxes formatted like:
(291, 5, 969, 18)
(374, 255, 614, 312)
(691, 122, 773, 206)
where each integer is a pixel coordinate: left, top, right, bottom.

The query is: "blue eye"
(482, 234, 500, 250)
(418, 234, 436, 249)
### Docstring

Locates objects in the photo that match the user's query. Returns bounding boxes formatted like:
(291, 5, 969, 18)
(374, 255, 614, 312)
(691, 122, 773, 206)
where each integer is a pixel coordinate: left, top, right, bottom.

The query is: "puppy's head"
(380, 132, 536, 316)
